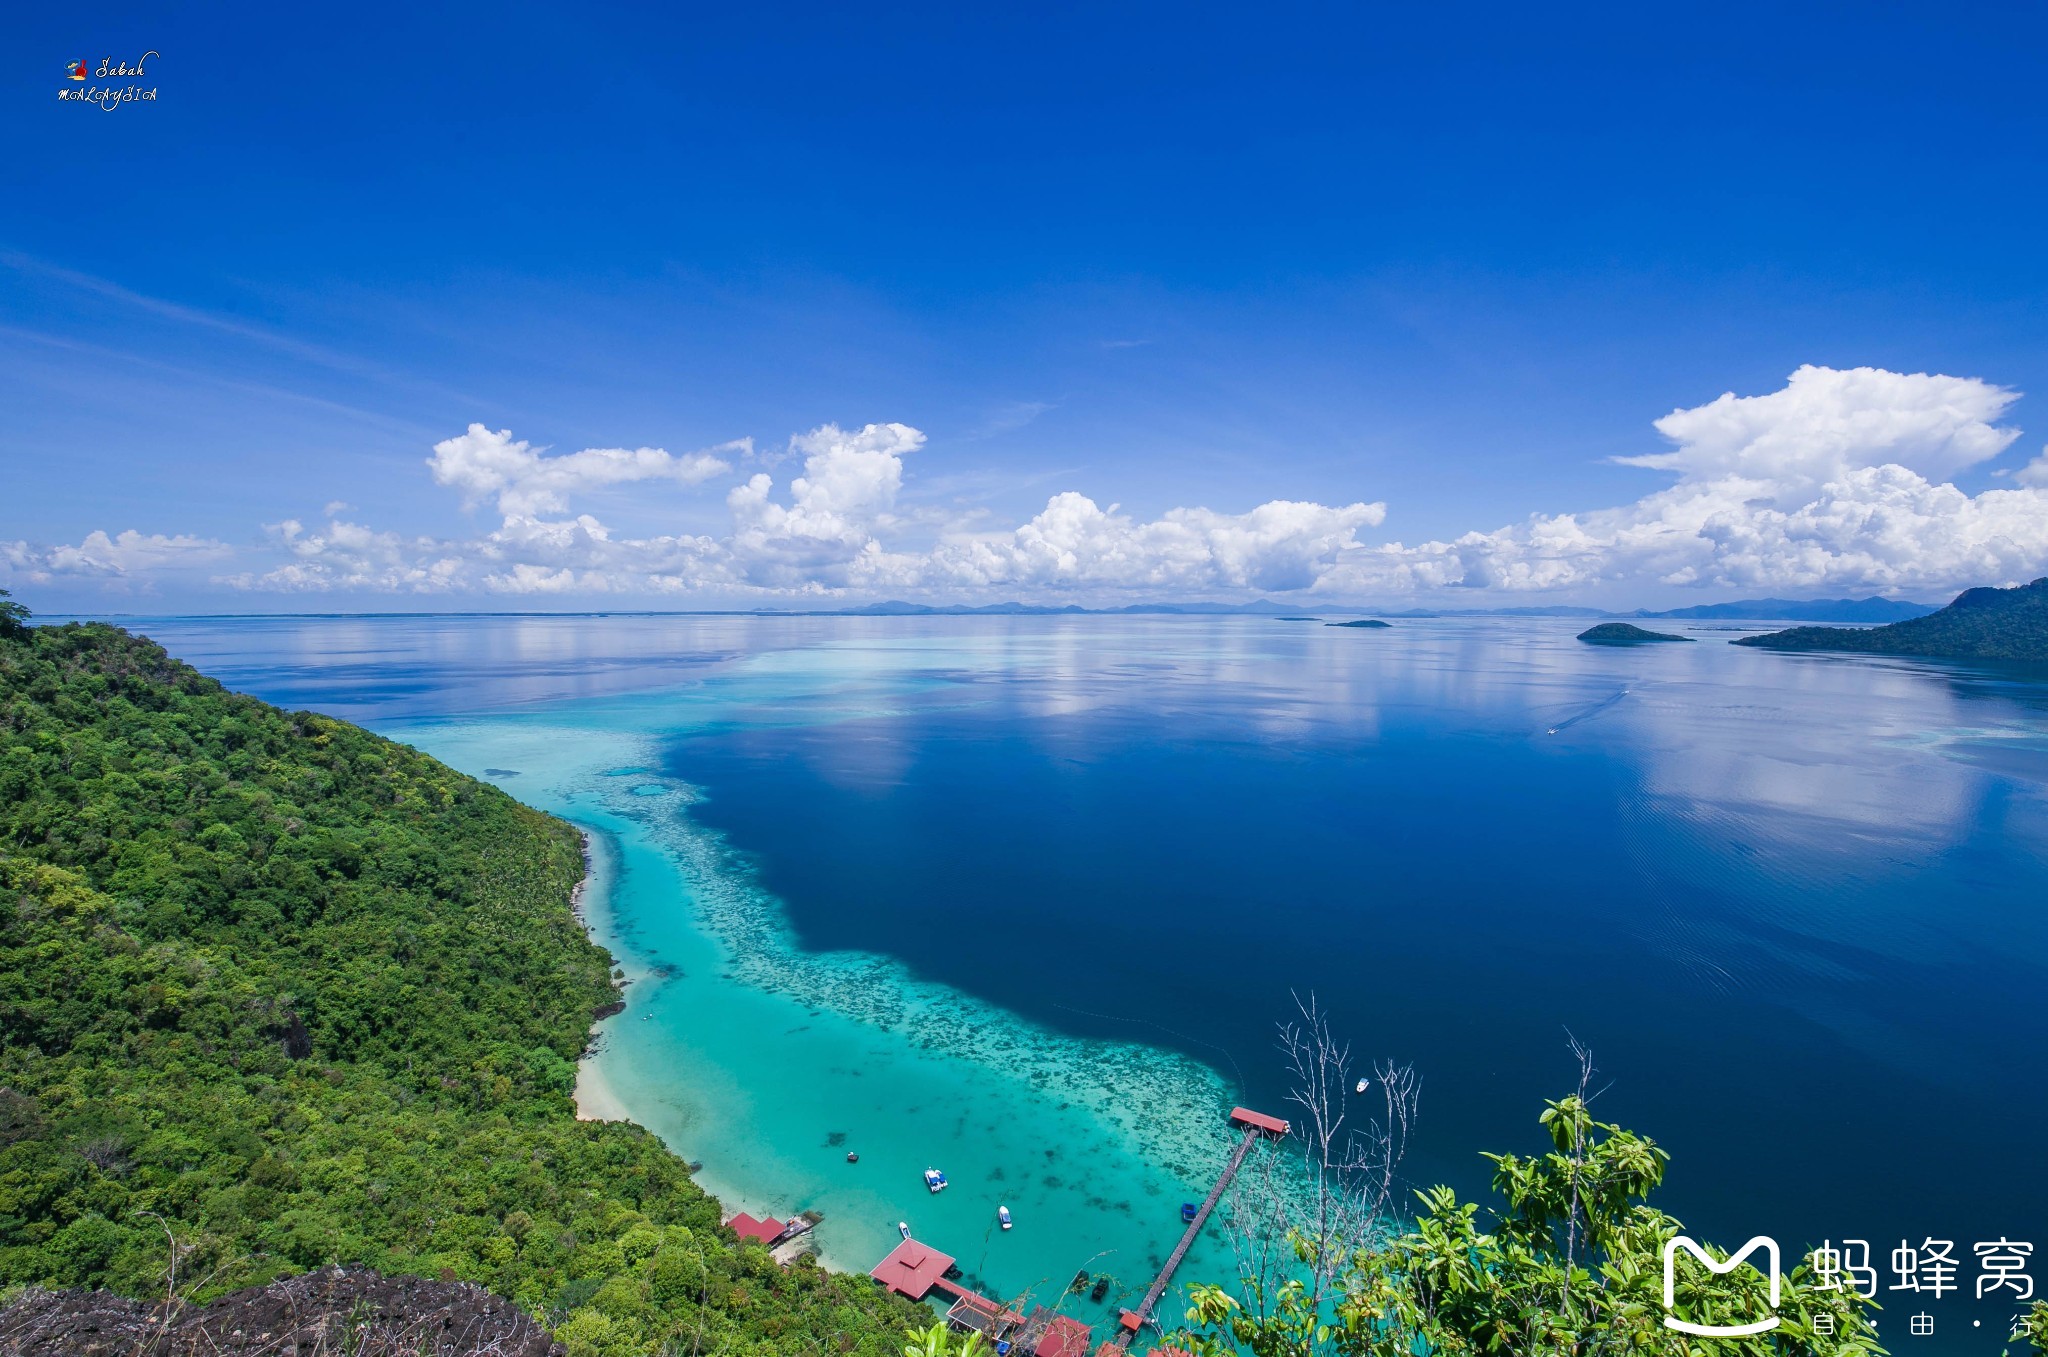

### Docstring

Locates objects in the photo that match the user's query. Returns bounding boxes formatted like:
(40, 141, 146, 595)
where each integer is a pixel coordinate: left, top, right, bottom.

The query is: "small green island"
(1326, 618, 1391, 629)
(1735, 576, 2048, 661)
(1576, 623, 1692, 645)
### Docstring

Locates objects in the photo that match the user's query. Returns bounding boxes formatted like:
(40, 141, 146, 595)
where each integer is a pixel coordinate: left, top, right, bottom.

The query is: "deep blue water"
(119, 612, 2048, 1347)
(655, 628, 2048, 1263)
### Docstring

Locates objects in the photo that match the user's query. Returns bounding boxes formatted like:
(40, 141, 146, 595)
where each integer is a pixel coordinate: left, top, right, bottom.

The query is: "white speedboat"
(898, 1221, 911, 1240)
(998, 1205, 1012, 1230)
(923, 1167, 949, 1193)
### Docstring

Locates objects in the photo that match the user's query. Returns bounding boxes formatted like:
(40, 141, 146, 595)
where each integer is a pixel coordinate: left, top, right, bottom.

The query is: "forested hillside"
(0, 604, 920, 1356)
(1736, 576, 2048, 660)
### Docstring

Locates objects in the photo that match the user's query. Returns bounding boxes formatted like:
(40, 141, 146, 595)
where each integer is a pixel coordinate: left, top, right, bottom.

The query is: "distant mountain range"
(1627, 596, 1939, 623)
(817, 596, 1941, 621)
(1736, 578, 2048, 660)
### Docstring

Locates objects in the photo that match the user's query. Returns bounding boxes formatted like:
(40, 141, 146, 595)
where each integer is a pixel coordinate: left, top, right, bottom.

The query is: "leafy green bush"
(1176, 1093, 2017, 1355)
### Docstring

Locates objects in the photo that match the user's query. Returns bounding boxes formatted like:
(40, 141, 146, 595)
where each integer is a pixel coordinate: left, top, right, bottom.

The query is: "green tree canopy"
(0, 589, 28, 641)
(0, 612, 922, 1356)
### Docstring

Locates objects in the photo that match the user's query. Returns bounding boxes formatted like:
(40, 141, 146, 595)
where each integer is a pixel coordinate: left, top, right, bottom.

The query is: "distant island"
(1577, 623, 1692, 645)
(1625, 596, 1938, 623)
(1327, 618, 1391, 629)
(1735, 577, 2048, 661)
(778, 596, 1942, 621)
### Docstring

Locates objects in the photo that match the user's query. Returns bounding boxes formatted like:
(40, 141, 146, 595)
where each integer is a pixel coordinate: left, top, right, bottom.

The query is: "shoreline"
(561, 820, 857, 1270)
(414, 718, 1243, 1320)
(574, 1049, 634, 1124)
(571, 829, 633, 1125)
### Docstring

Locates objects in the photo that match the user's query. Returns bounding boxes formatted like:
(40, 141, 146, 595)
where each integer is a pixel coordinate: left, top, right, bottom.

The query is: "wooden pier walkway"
(1115, 1107, 1290, 1345)
(871, 1104, 1292, 1357)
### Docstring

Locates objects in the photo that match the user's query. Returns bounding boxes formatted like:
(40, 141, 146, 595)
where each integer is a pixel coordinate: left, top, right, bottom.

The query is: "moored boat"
(998, 1205, 1012, 1230)
(923, 1167, 949, 1192)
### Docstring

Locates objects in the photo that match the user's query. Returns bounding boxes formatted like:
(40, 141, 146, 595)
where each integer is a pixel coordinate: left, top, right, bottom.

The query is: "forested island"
(0, 597, 919, 1355)
(1326, 619, 1390, 629)
(1575, 623, 1690, 645)
(1736, 576, 2048, 660)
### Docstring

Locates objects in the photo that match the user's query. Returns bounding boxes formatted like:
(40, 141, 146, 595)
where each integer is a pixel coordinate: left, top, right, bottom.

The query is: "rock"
(0, 1266, 563, 1356)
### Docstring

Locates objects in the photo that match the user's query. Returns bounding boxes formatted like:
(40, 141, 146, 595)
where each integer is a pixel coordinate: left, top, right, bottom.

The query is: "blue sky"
(6, 1, 2048, 610)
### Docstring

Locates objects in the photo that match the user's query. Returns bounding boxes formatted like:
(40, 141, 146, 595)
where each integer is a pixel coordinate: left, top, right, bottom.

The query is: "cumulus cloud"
(1623, 364, 2020, 489)
(1320, 365, 2047, 597)
(18, 364, 2045, 604)
(2016, 446, 2048, 488)
(428, 423, 738, 516)
(2, 529, 231, 584)
(726, 422, 925, 587)
(929, 494, 1387, 592)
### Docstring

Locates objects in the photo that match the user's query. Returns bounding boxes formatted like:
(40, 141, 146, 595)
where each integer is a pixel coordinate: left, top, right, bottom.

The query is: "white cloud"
(726, 422, 925, 587)
(2016, 445, 2048, 488)
(1320, 366, 2047, 597)
(20, 364, 2043, 603)
(1624, 364, 2020, 490)
(2, 529, 231, 584)
(427, 423, 738, 516)
(216, 517, 467, 593)
(928, 494, 1387, 592)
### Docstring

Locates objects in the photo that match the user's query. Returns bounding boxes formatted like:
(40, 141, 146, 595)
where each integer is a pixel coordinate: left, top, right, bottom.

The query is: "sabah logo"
(1662, 1235, 1783, 1337)
(65, 59, 88, 81)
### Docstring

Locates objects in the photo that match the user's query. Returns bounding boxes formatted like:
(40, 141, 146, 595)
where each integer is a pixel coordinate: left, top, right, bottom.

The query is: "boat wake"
(1547, 687, 1631, 736)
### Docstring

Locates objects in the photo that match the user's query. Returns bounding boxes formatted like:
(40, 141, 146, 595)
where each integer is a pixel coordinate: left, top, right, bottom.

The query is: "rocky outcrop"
(0, 1265, 563, 1357)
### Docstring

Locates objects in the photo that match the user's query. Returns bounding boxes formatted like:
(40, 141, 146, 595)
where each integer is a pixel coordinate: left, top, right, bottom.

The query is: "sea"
(117, 611, 2048, 1352)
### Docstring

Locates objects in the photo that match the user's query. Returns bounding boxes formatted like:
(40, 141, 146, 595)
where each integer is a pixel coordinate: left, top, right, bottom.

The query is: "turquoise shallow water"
(392, 700, 1245, 1329)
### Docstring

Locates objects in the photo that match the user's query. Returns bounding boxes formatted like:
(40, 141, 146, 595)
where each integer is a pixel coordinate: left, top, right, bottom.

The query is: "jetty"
(870, 1105, 1290, 1357)
(1112, 1108, 1290, 1344)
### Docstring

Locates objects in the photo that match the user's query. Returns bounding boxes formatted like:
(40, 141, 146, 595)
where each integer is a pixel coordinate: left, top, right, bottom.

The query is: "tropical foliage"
(1178, 1094, 1889, 1356)
(0, 605, 921, 1356)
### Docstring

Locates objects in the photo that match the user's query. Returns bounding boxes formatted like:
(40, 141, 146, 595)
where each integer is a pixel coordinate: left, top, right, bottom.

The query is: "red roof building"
(870, 1239, 959, 1300)
(726, 1212, 786, 1245)
(1034, 1314, 1094, 1357)
(1229, 1107, 1291, 1139)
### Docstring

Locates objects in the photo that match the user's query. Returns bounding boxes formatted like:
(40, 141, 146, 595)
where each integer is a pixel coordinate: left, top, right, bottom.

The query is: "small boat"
(923, 1167, 949, 1193)
(1089, 1276, 1110, 1303)
(846, 1152, 859, 1163)
(898, 1221, 911, 1240)
(1180, 1202, 1199, 1224)
(1354, 1078, 1369, 1094)
(998, 1205, 1012, 1230)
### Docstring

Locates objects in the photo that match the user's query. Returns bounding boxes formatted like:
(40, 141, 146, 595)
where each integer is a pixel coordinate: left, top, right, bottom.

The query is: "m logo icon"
(1662, 1235, 1782, 1336)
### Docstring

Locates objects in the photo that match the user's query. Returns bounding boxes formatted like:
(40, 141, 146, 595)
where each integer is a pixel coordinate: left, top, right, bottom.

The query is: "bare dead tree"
(1220, 992, 1420, 1327)
(1555, 1029, 1610, 1325)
